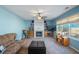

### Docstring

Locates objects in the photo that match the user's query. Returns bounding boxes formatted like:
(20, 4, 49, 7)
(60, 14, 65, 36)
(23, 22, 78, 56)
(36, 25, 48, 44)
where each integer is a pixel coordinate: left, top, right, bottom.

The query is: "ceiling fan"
(31, 9, 48, 20)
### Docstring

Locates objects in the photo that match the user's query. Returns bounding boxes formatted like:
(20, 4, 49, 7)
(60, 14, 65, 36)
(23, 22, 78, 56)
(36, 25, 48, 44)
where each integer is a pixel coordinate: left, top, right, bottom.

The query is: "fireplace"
(36, 31, 42, 37)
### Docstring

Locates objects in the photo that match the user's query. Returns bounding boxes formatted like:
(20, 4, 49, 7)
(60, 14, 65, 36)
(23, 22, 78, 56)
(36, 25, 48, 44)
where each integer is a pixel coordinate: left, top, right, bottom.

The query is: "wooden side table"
(62, 37, 69, 46)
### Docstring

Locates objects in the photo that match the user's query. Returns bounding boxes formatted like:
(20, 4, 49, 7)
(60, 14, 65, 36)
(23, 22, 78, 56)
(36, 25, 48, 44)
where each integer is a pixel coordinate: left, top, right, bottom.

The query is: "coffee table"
(28, 41, 46, 54)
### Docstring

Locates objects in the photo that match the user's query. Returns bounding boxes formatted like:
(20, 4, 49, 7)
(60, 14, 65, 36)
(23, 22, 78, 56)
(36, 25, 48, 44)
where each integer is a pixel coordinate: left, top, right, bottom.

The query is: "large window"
(62, 24, 70, 36)
(56, 13, 79, 39)
(70, 23, 79, 38)
(57, 25, 63, 33)
(56, 24, 69, 36)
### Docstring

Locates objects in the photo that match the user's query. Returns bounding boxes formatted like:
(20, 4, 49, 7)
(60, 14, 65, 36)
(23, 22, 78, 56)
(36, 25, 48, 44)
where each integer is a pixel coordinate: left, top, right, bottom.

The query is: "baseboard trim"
(69, 45, 79, 53)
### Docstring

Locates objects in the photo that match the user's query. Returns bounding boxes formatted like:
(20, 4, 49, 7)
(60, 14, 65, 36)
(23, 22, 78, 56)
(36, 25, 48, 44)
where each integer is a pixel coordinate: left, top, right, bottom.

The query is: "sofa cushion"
(4, 42, 21, 54)
(18, 39, 32, 47)
(0, 33, 16, 47)
(0, 36, 10, 46)
(4, 33, 16, 40)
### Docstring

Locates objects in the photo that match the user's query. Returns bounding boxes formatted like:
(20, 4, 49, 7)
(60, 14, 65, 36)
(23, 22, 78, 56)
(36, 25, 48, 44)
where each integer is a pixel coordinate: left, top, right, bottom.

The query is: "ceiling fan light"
(38, 16, 42, 20)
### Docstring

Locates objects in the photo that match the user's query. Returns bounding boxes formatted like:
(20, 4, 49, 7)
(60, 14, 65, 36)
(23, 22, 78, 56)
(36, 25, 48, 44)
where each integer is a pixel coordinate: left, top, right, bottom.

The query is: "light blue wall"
(56, 6, 79, 52)
(69, 36, 79, 51)
(46, 20, 56, 31)
(0, 6, 31, 40)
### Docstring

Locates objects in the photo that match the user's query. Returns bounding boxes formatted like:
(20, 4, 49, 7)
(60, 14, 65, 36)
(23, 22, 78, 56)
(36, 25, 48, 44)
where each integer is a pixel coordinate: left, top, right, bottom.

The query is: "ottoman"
(28, 41, 46, 54)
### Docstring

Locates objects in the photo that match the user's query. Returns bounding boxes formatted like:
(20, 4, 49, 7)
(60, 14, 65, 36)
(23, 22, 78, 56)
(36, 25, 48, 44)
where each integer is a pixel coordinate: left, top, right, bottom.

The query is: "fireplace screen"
(36, 31, 42, 37)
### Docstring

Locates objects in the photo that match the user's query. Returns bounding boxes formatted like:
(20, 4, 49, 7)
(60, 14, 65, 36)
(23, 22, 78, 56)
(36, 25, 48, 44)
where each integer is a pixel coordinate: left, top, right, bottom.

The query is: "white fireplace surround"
(34, 18, 44, 38)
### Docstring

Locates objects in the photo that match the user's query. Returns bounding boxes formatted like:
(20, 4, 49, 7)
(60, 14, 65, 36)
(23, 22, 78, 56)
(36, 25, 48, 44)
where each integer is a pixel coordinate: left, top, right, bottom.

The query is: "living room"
(0, 5, 79, 54)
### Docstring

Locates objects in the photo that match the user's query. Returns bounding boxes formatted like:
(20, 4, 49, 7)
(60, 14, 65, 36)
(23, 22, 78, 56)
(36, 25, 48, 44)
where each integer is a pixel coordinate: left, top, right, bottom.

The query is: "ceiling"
(3, 5, 76, 20)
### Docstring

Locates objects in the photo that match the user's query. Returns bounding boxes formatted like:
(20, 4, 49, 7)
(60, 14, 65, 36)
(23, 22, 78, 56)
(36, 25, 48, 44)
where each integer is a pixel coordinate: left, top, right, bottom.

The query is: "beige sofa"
(0, 33, 21, 54)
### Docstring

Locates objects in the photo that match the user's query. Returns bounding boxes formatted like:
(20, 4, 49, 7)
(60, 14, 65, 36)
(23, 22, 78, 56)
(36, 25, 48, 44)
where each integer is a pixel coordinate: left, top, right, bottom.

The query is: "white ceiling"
(3, 5, 76, 20)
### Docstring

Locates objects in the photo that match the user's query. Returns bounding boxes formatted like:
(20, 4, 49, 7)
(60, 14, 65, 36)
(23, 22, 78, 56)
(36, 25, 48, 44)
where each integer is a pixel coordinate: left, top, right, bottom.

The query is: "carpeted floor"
(26, 37, 78, 54)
